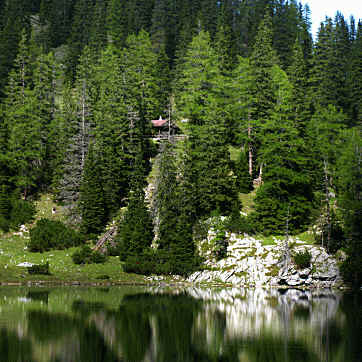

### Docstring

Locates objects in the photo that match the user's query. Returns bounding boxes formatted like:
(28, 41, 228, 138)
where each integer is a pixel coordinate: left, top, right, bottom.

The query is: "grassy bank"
(0, 232, 147, 284)
(0, 194, 147, 284)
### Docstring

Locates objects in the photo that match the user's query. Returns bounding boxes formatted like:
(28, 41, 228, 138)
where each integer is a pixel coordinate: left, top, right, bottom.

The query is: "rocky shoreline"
(187, 232, 344, 288)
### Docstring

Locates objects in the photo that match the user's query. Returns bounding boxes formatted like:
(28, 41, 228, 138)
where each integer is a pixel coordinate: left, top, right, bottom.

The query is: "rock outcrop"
(188, 231, 343, 288)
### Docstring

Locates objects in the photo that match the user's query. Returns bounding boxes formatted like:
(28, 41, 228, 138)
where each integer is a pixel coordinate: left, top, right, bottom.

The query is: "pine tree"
(0, 184, 11, 231)
(349, 20, 362, 125)
(307, 105, 346, 249)
(117, 150, 154, 260)
(229, 56, 255, 177)
(253, 65, 314, 234)
(89, 0, 108, 54)
(79, 144, 106, 236)
(93, 44, 132, 217)
(66, 0, 96, 81)
(287, 38, 311, 135)
(154, 141, 179, 251)
(249, 11, 278, 179)
(106, 0, 127, 48)
(176, 30, 221, 126)
(32, 51, 61, 187)
(3, 31, 44, 197)
(337, 129, 361, 288)
(57, 47, 97, 212)
(122, 31, 161, 133)
(0, 0, 30, 97)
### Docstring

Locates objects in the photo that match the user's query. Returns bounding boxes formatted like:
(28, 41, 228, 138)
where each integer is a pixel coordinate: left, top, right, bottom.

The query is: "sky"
(299, 0, 362, 37)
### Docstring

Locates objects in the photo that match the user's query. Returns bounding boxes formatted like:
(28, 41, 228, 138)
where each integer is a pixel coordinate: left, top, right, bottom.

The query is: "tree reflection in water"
(0, 287, 360, 362)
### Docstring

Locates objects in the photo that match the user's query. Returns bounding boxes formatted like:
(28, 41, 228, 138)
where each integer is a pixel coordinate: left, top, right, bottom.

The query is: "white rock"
(17, 262, 33, 267)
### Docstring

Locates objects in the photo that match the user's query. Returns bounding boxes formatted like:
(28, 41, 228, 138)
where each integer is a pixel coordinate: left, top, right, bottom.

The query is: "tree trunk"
(248, 114, 253, 177)
(323, 158, 331, 251)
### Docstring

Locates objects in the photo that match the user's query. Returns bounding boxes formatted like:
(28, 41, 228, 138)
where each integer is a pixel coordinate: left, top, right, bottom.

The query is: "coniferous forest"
(0, 1, 360, 287)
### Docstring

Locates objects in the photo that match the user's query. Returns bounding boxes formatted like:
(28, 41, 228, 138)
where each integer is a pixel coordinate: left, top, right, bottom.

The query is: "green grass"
(0, 194, 149, 284)
(259, 235, 279, 246)
(294, 231, 316, 244)
(0, 233, 146, 284)
(239, 190, 256, 214)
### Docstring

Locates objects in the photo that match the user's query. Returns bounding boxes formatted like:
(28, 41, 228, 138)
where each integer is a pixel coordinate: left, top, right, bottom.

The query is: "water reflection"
(0, 287, 360, 362)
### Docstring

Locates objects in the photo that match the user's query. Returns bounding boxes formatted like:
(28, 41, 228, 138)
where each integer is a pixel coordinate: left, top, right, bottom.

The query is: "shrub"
(224, 213, 256, 234)
(29, 218, 84, 252)
(0, 216, 10, 233)
(340, 254, 362, 290)
(212, 230, 228, 261)
(122, 248, 200, 277)
(72, 245, 107, 264)
(293, 250, 312, 269)
(314, 211, 346, 254)
(123, 253, 154, 275)
(28, 262, 50, 275)
(9, 198, 36, 229)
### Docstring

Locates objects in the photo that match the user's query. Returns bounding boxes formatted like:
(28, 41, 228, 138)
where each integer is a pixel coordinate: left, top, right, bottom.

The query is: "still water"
(0, 286, 360, 362)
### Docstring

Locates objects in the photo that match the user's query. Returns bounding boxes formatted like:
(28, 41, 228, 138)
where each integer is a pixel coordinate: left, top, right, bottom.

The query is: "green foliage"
(314, 211, 346, 254)
(9, 197, 36, 229)
(29, 218, 84, 252)
(72, 245, 107, 265)
(27, 262, 50, 275)
(0, 184, 11, 231)
(340, 253, 362, 290)
(79, 145, 107, 236)
(123, 247, 200, 277)
(336, 129, 361, 289)
(212, 230, 228, 261)
(293, 250, 312, 269)
(233, 150, 253, 193)
(117, 152, 154, 261)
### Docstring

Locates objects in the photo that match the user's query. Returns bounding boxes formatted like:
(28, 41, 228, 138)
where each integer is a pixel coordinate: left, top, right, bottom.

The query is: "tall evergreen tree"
(0, 0, 30, 97)
(249, 11, 278, 179)
(287, 38, 311, 135)
(337, 129, 361, 288)
(176, 30, 221, 126)
(93, 45, 131, 217)
(117, 149, 154, 260)
(3, 31, 44, 197)
(349, 20, 362, 125)
(79, 143, 106, 236)
(253, 65, 314, 234)
(66, 0, 96, 81)
(154, 141, 179, 251)
(57, 46, 97, 212)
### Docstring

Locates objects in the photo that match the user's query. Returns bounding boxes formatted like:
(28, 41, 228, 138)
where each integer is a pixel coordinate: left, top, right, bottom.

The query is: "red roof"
(151, 118, 168, 127)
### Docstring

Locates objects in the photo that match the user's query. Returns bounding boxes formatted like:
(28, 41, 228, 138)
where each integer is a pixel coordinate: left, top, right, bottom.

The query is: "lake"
(0, 286, 360, 361)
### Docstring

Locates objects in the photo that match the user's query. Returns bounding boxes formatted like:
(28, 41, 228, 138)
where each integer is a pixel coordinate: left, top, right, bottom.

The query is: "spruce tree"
(117, 149, 154, 260)
(79, 144, 106, 236)
(287, 38, 311, 136)
(107, 0, 127, 49)
(253, 65, 313, 234)
(4, 31, 44, 197)
(58, 46, 97, 210)
(93, 45, 132, 217)
(307, 105, 346, 249)
(154, 141, 179, 251)
(229, 56, 255, 177)
(0, 184, 11, 231)
(349, 20, 362, 125)
(337, 129, 361, 288)
(176, 30, 221, 126)
(249, 10, 279, 180)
